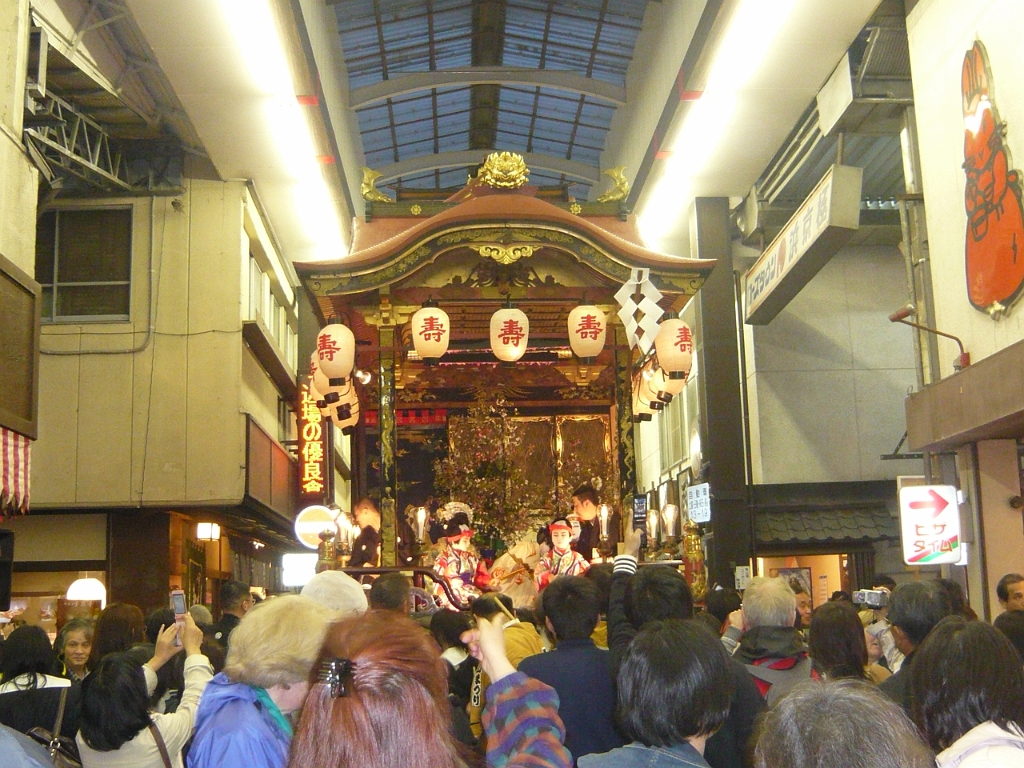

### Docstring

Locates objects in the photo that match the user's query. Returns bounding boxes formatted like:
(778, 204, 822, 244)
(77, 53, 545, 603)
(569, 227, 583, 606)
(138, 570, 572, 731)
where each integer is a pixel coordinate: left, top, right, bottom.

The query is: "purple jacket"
(186, 673, 290, 768)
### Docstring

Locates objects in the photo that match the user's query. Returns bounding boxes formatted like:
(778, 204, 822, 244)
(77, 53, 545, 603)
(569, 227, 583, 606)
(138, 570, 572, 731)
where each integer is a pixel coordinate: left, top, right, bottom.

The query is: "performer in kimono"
(534, 518, 590, 591)
(432, 502, 485, 609)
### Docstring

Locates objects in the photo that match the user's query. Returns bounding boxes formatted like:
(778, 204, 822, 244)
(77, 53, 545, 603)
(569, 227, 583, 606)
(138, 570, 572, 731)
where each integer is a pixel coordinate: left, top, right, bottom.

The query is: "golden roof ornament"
(361, 167, 392, 203)
(597, 166, 630, 202)
(479, 151, 529, 189)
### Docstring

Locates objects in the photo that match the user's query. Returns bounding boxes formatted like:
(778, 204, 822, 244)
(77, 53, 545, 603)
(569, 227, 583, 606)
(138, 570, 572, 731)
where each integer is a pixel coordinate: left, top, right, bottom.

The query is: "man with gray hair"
(732, 576, 815, 705)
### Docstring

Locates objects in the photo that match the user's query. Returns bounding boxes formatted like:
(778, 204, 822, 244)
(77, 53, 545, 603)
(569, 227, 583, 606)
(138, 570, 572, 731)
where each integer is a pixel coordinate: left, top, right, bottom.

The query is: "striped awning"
(1, 427, 31, 516)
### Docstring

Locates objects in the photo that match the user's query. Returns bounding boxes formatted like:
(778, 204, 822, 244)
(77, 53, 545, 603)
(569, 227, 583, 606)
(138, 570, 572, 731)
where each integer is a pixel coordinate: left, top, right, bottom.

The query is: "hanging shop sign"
(743, 164, 862, 325)
(898, 485, 961, 565)
(686, 482, 711, 523)
(294, 504, 337, 549)
(298, 383, 328, 501)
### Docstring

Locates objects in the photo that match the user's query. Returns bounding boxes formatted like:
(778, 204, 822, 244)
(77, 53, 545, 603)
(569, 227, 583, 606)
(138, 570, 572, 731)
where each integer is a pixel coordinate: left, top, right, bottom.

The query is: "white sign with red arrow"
(898, 485, 961, 566)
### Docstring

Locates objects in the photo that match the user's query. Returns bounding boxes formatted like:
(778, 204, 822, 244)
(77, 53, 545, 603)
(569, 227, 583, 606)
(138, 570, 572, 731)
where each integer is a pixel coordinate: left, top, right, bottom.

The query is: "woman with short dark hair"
(579, 620, 732, 768)
(88, 604, 146, 669)
(808, 601, 869, 681)
(0, 624, 81, 739)
(76, 615, 211, 768)
(911, 616, 1024, 767)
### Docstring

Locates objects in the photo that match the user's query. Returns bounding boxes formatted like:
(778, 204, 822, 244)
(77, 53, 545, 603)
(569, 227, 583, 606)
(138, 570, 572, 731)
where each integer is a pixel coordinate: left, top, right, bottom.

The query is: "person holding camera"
(860, 576, 904, 673)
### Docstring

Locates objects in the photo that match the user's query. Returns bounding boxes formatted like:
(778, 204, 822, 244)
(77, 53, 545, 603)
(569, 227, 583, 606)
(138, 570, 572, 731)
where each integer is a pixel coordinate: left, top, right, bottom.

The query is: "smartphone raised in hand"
(631, 495, 648, 552)
(170, 589, 187, 647)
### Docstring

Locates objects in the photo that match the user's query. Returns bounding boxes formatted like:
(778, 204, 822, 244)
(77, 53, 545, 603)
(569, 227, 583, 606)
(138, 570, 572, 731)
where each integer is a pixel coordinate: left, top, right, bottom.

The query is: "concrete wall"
(744, 245, 919, 484)
(31, 178, 289, 508)
(908, 0, 1024, 373)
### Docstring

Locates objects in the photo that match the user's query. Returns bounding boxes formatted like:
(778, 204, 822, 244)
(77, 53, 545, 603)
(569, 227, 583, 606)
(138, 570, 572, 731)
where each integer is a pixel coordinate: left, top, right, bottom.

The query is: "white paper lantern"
(631, 383, 653, 422)
(638, 371, 666, 411)
(316, 324, 356, 383)
(567, 305, 606, 362)
(411, 306, 450, 364)
(651, 366, 686, 401)
(654, 319, 693, 379)
(310, 353, 337, 404)
(337, 397, 361, 435)
(332, 381, 358, 421)
(490, 307, 529, 363)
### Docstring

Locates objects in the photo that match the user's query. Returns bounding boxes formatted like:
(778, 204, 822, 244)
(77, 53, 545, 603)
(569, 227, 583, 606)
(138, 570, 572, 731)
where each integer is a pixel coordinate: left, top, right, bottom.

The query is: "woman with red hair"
(288, 610, 571, 768)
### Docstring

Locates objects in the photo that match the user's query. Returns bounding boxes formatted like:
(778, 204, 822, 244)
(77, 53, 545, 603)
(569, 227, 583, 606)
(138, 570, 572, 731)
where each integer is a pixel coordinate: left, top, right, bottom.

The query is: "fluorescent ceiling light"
(219, 0, 345, 260)
(638, 0, 800, 251)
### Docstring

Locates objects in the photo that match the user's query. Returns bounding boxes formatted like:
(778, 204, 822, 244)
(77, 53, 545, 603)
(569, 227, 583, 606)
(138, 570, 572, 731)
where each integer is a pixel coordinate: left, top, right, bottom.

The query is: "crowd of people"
(2, 496, 1024, 768)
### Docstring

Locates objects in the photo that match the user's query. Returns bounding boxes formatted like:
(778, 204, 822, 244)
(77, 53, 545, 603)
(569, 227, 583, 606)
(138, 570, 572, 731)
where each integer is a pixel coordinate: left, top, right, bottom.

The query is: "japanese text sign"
(744, 164, 862, 324)
(686, 483, 711, 523)
(898, 485, 961, 565)
(298, 383, 328, 501)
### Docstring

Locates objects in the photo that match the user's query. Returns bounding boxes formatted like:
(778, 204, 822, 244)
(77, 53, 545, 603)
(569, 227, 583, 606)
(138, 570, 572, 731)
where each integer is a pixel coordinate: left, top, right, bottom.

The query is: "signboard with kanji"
(297, 382, 328, 503)
(686, 482, 711, 523)
(744, 164, 862, 325)
(898, 485, 961, 565)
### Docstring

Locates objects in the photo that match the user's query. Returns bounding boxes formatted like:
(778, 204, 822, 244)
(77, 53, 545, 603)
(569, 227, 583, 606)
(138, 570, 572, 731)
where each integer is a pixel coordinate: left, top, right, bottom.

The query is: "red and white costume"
(535, 520, 590, 591)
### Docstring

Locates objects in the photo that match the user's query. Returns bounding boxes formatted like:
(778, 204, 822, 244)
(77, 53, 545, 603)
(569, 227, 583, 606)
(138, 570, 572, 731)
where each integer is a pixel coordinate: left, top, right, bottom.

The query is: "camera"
(853, 589, 889, 608)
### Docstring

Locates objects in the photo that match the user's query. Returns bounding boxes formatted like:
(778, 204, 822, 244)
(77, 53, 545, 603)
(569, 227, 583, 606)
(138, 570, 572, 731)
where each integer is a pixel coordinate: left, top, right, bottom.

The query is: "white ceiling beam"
(375, 151, 601, 185)
(350, 66, 626, 109)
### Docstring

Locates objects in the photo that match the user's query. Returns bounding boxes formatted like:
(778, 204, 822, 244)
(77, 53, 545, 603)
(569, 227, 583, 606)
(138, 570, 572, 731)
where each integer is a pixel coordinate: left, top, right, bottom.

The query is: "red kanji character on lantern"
(419, 315, 446, 342)
(674, 325, 693, 353)
(317, 334, 340, 361)
(575, 314, 603, 340)
(499, 319, 525, 346)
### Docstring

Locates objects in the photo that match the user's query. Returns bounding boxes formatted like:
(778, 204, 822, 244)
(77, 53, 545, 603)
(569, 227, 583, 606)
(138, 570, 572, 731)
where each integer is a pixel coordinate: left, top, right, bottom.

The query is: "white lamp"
(490, 307, 529, 363)
(66, 577, 107, 609)
(654, 319, 694, 379)
(567, 305, 606, 363)
(411, 305, 450, 364)
(197, 522, 221, 541)
(316, 324, 356, 384)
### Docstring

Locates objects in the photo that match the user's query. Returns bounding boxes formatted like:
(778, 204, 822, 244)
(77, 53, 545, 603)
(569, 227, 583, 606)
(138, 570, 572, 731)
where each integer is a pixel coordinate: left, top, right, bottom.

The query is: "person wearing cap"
(432, 502, 485, 609)
(535, 518, 590, 592)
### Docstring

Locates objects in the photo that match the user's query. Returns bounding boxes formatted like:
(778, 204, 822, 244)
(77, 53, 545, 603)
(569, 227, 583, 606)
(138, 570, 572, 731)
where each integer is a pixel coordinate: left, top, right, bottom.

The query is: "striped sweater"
(483, 672, 573, 768)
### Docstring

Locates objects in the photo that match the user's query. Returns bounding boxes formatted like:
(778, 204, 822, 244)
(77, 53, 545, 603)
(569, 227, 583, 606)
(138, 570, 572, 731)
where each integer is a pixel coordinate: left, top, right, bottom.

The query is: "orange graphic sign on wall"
(962, 40, 1024, 317)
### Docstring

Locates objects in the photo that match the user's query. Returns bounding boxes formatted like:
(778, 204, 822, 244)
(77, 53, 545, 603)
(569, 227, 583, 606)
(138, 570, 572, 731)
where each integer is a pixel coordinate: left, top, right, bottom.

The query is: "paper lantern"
(631, 384, 653, 422)
(337, 397, 361, 435)
(490, 307, 529, 363)
(651, 366, 686, 401)
(310, 353, 338, 404)
(332, 382, 358, 421)
(638, 369, 666, 410)
(316, 324, 355, 383)
(411, 306, 450, 364)
(654, 319, 693, 379)
(567, 305, 606, 363)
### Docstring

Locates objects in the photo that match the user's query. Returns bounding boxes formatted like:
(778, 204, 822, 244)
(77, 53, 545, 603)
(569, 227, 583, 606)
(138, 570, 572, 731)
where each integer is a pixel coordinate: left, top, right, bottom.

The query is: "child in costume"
(534, 517, 590, 591)
(432, 502, 486, 609)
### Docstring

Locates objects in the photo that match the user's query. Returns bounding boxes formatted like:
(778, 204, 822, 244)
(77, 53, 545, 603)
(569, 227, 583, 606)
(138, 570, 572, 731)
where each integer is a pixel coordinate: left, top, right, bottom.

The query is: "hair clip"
(317, 657, 355, 698)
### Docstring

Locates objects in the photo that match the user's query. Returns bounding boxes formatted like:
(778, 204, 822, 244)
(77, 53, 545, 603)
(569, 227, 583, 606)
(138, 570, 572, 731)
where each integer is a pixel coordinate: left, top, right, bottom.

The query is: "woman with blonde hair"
(187, 595, 336, 768)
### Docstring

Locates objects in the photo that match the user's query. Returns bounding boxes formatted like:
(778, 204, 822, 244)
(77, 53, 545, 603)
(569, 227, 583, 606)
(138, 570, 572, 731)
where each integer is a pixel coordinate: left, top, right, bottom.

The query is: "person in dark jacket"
(0, 625, 81, 740)
(519, 575, 624, 764)
(877, 581, 951, 714)
(579, 620, 733, 768)
(731, 576, 816, 706)
(348, 498, 382, 568)
(609, 529, 766, 768)
(210, 580, 253, 651)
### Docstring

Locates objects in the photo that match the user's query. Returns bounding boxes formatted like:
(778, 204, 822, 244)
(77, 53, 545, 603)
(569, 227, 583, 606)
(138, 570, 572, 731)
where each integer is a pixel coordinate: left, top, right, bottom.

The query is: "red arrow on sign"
(909, 489, 949, 518)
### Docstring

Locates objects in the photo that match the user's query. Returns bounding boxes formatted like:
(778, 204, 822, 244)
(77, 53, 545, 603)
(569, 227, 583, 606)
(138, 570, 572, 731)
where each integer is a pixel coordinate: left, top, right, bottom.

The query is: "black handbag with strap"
(26, 686, 83, 768)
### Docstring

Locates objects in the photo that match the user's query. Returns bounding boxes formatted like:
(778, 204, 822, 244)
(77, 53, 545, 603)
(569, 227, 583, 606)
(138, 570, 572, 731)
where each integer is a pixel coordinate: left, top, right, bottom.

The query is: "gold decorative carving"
(597, 166, 630, 202)
(479, 151, 529, 189)
(410, 204, 422, 215)
(469, 243, 537, 264)
(361, 167, 392, 202)
(569, 202, 582, 214)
